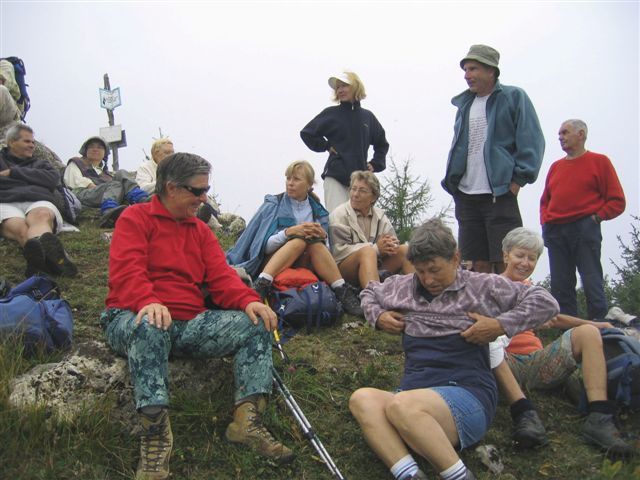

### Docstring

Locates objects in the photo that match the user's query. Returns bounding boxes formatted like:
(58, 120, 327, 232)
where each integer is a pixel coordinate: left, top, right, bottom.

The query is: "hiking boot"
(334, 283, 364, 317)
(464, 471, 477, 480)
(512, 410, 549, 448)
(136, 408, 173, 480)
(225, 400, 294, 464)
(40, 232, 78, 278)
(23, 237, 48, 276)
(582, 412, 634, 457)
(253, 277, 273, 300)
(99, 205, 127, 228)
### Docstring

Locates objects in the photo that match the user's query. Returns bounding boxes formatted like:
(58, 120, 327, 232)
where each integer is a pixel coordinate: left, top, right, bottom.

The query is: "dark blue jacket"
(300, 101, 389, 186)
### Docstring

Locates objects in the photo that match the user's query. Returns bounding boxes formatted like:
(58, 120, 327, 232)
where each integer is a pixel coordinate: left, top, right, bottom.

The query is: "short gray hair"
(502, 227, 544, 258)
(155, 152, 211, 197)
(563, 119, 588, 139)
(5, 124, 33, 143)
(350, 170, 380, 200)
(407, 218, 457, 263)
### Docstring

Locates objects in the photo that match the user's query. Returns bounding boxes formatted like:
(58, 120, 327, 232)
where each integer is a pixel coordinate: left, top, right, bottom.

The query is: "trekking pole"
(272, 367, 346, 480)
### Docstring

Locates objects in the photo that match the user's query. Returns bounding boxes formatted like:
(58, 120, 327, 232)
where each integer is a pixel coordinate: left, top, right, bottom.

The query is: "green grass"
(0, 212, 639, 479)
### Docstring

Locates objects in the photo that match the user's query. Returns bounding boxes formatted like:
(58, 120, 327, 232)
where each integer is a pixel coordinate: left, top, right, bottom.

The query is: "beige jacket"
(329, 201, 395, 265)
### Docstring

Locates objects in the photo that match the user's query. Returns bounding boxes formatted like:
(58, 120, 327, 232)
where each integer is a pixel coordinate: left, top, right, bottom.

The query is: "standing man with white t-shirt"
(442, 44, 545, 273)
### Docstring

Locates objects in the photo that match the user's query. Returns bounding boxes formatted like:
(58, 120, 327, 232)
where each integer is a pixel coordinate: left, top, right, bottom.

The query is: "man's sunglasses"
(180, 184, 210, 197)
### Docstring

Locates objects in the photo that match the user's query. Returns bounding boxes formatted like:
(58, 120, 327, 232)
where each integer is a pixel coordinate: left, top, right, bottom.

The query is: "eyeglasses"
(180, 184, 210, 197)
(350, 187, 372, 195)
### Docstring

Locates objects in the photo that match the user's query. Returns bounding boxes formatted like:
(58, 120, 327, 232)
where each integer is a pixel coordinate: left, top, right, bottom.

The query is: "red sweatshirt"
(105, 196, 259, 320)
(540, 151, 625, 225)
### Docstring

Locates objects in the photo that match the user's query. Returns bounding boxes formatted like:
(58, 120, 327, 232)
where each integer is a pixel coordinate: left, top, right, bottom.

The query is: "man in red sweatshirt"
(540, 119, 625, 319)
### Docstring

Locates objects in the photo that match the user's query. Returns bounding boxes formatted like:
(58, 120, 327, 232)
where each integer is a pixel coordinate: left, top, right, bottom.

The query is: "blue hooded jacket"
(226, 193, 329, 278)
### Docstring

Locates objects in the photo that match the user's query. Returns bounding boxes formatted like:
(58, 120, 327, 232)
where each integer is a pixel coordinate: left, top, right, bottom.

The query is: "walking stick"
(272, 367, 346, 480)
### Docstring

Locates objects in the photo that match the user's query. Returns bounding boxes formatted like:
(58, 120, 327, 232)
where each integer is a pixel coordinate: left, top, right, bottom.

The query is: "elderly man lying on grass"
(349, 218, 559, 480)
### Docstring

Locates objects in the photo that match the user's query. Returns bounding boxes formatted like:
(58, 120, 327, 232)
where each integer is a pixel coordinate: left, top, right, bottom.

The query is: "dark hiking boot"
(512, 410, 549, 448)
(225, 401, 294, 464)
(582, 412, 634, 457)
(99, 205, 127, 228)
(253, 277, 273, 300)
(334, 283, 364, 317)
(23, 237, 48, 276)
(136, 408, 173, 480)
(40, 232, 78, 277)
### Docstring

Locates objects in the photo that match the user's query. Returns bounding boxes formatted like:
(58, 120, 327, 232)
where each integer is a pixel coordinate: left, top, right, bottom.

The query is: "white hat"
(605, 306, 638, 325)
(328, 73, 351, 89)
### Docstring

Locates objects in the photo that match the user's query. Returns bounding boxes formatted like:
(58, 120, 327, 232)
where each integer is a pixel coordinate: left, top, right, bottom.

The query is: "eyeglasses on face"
(350, 187, 372, 195)
(180, 184, 210, 197)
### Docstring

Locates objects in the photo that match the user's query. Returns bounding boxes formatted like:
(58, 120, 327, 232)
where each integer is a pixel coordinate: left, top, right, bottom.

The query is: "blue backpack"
(1, 56, 30, 120)
(0, 275, 73, 354)
(273, 281, 342, 333)
(602, 328, 640, 412)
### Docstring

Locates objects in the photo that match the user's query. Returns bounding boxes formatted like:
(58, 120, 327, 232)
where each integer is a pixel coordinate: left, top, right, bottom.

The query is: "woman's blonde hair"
(332, 71, 367, 102)
(151, 138, 174, 162)
(285, 160, 322, 203)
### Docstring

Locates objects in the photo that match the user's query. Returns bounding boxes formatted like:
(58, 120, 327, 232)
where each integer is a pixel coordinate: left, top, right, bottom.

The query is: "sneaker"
(40, 232, 78, 278)
(23, 237, 48, 276)
(253, 277, 273, 300)
(136, 408, 173, 480)
(464, 471, 477, 480)
(512, 410, 549, 448)
(334, 283, 364, 317)
(99, 205, 127, 228)
(582, 412, 634, 457)
(225, 401, 294, 464)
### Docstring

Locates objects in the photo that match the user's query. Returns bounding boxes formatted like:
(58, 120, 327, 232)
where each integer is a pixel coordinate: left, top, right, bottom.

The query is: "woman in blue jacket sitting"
(300, 72, 389, 212)
(227, 160, 363, 316)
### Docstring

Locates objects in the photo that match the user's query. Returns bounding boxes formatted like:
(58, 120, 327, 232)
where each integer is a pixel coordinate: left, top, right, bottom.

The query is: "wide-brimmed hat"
(79, 136, 109, 157)
(460, 44, 500, 75)
(328, 73, 352, 89)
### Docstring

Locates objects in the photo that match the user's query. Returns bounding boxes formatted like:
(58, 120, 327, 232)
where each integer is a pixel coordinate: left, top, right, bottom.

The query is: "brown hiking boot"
(136, 408, 173, 480)
(225, 400, 294, 464)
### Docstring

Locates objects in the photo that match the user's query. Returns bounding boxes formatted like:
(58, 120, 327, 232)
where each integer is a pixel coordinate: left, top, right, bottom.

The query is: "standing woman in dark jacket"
(300, 71, 389, 212)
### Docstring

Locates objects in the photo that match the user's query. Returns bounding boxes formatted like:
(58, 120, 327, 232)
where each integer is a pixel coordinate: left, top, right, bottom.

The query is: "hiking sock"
(440, 459, 467, 480)
(390, 454, 419, 480)
(587, 400, 615, 415)
(330, 279, 345, 289)
(510, 397, 535, 421)
(258, 272, 274, 282)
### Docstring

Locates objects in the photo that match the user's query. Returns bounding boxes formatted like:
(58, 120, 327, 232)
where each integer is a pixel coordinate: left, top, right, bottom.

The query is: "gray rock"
(9, 340, 227, 433)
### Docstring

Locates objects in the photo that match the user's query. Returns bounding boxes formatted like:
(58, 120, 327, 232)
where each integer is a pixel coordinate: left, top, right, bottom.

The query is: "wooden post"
(103, 73, 119, 171)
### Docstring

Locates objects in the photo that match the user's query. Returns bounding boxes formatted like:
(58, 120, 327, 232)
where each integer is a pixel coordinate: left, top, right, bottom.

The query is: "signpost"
(100, 74, 125, 171)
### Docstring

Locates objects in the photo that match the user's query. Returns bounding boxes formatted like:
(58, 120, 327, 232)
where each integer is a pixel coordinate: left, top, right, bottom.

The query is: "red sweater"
(540, 151, 625, 225)
(105, 196, 259, 320)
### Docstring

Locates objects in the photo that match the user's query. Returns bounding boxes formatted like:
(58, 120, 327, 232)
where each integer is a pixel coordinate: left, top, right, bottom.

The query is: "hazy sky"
(1, 1, 638, 282)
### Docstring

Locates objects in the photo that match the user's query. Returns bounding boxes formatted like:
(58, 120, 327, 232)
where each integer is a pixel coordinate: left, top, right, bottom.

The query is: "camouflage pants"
(102, 308, 273, 410)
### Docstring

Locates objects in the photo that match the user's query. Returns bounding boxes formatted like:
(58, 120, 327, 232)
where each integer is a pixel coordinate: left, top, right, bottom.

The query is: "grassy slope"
(0, 213, 638, 480)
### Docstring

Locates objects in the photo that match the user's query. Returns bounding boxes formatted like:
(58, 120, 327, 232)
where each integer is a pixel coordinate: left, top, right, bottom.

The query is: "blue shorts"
(430, 386, 487, 449)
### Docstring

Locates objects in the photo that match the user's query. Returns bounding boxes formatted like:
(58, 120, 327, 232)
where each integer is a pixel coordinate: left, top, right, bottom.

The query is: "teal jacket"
(442, 81, 545, 197)
(226, 193, 329, 278)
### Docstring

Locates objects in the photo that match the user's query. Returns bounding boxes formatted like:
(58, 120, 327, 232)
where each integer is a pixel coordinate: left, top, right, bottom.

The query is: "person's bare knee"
(25, 207, 55, 229)
(571, 324, 601, 360)
(0, 218, 29, 245)
(349, 388, 387, 419)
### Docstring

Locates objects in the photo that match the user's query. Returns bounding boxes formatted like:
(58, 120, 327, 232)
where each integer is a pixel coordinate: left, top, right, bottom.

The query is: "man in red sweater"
(540, 119, 625, 319)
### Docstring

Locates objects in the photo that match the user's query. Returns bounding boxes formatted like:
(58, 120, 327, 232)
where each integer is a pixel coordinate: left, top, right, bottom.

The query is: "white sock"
(258, 272, 273, 282)
(391, 454, 419, 480)
(440, 459, 466, 480)
(331, 279, 345, 289)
